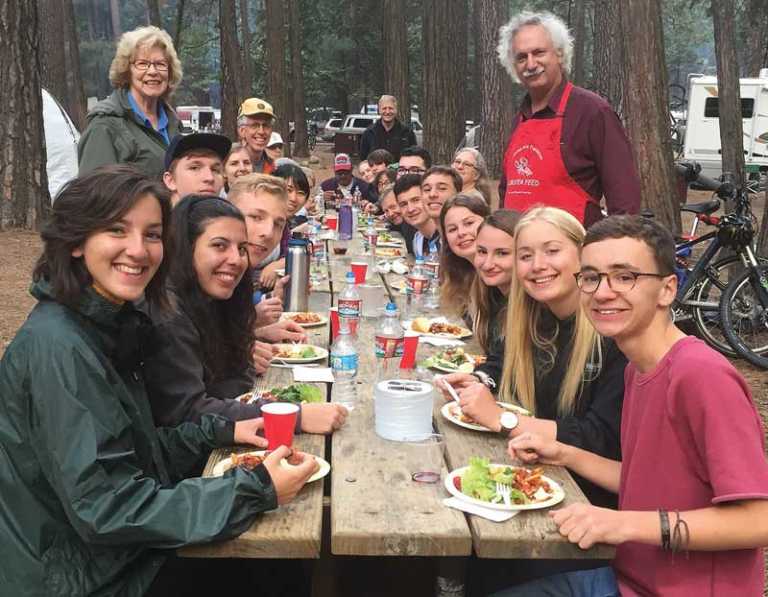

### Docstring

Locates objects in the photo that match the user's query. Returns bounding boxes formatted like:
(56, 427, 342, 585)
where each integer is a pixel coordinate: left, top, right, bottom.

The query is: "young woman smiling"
(441, 207, 626, 508)
(144, 195, 346, 435)
(438, 194, 490, 318)
(0, 166, 319, 596)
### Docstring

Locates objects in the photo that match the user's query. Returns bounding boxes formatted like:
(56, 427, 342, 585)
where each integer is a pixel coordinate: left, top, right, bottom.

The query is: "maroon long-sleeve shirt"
(499, 79, 641, 227)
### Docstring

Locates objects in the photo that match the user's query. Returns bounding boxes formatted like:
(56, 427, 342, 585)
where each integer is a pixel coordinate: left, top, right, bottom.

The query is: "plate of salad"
(237, 384, 324, 406)
(271, 344, 328, 363)
(445, 457, 565, 511)
(422, 347, 486, 373)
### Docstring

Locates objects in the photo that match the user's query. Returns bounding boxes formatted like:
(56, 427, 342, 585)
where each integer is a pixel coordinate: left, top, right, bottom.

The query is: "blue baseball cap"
(164, 133, 232, 171)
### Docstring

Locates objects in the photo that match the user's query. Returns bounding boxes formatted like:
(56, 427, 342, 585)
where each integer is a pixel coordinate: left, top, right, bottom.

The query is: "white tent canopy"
(42, 88, 80, 201)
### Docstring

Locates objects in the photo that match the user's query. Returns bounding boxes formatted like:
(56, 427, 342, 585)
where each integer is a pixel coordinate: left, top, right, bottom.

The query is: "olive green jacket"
(0, 281, 277, 596)
(78, 87, 179, 178)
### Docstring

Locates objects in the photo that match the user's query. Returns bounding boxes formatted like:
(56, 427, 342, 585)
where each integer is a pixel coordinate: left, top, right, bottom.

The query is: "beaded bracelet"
(659, 509, 671, 551)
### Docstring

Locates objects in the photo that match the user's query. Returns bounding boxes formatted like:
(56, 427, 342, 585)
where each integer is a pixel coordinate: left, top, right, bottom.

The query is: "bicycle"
(670, 162, 768, 366)
(308, 123, 318, 150)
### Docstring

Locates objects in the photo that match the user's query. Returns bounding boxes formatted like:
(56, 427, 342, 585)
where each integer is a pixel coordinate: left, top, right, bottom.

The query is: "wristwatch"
(498, 411, 519, 436)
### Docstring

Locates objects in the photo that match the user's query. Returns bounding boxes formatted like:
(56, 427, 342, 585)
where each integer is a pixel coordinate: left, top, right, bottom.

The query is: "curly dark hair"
(169, 195, 255, 381)
(33, 164, 172, 311)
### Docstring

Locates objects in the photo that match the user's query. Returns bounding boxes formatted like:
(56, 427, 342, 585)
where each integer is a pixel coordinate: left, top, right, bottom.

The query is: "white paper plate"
(271, 344, 329, 363)
(281, 312, 328, 328)
(441, 402, 530, 432)
(212, 450, 330, 483)
(444, 465, 565, 511)
(402, 318, 473, 339)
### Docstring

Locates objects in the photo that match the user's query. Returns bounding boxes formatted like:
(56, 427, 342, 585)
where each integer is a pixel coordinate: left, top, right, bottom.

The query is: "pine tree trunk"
(266, 0, 290, 157)
(570, 0, 586, 87)
(63, 0, 87, 131)
(592, 0, 623, 118)
(475, 0, 515, 188)
(288, 0, 309, 158)
(220, 0, 244, 141)
(146, 0, 161, 27)
(423, 0, 467, 164)
(38, 1, 68, 104)
(619, 0, 680, 232)
(109, 0, 121, 38)
(382, 0, 410, 126)
(240, 0, 253, 96)
(174, 0, 186, 50)
(0, 0, 51, 229)
(745, 0, 768, 76)
(711, 0, 746, 189)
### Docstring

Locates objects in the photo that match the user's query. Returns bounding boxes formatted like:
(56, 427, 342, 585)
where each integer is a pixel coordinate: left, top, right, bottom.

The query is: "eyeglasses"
(131, 59, 169, 72)
(574, 270, 669, 294)
(397, 166, 426, 175)
(452, 159, 477, 170)
(242, 121, 273, 131)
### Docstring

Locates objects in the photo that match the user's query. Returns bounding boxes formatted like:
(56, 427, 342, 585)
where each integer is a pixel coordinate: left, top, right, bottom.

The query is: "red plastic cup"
(330, 307, 340, 340)
(262, 402, 299, 449)
(400, 332, 419, 369)
(325, 214, 338, 230)
(350, 261, 368, 284)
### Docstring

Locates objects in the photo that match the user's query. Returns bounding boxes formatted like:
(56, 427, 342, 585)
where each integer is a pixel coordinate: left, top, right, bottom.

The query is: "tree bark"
(745, 0, 768, 76)
(109, 0, 121, 38)
(570, 0, 587, 87)
(288, 0, 308, 157)
(382, 0, 411, 126)
(146, 0, 162, 27)
(592, 0, 624, 118)
(711, 0, 746, 189)
(265, 0, 290, 157)
(63, 0, 87, 131)
(423, 0, 467, 164)
(174, 0, 186, 50)
(38, 0, 68, 104)
(220, 0, 244, 140)
(619, 0, 680, 232)
(475, 0, 515, 187)
(0, 0, 51, 229)
(240, 0, 253, 96)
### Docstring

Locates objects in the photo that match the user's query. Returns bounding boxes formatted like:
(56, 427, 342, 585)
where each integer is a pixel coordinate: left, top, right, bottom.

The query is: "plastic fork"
(440, 378, 461, 403)
(496, 482, 511, 507)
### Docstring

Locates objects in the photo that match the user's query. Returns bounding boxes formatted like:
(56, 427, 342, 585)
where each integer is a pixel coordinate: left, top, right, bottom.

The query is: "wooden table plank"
(178, 308, 332, 559)
(329, 306, 473, 557)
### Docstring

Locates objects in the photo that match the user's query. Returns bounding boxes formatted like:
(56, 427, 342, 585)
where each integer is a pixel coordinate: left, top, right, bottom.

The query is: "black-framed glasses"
(574, 270, 669, 294)
(452, 158, 477, 170)
(131, 59, 169, 72)
(397, 166, 426, 175)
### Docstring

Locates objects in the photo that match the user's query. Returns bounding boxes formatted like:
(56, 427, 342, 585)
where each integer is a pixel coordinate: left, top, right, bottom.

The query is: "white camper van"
(682, 70, 768, 179)
(176, 105, 219, 132)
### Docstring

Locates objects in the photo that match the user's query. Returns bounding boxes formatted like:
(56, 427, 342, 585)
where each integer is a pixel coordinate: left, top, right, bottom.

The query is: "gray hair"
(454, 147, 489, 181)
(378, 94, 398, 109)
(497, 11, 573, 83)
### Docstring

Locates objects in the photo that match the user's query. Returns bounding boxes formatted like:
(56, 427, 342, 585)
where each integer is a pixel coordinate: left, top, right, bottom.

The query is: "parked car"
(321, 117, 343, 141)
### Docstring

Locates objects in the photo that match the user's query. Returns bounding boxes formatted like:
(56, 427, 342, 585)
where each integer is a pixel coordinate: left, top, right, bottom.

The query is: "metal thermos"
(284, 233, 310, 312)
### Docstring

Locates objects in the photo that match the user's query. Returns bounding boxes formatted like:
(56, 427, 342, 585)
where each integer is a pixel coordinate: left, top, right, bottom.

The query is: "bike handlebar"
(674, 161, 736, 200)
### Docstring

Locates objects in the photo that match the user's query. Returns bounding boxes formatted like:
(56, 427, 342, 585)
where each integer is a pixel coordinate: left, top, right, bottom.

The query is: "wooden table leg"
(435, 556, 467, 597)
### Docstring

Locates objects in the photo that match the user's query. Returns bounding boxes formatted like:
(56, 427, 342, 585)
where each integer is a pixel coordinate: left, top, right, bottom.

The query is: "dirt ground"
(0, 147, 766, 591)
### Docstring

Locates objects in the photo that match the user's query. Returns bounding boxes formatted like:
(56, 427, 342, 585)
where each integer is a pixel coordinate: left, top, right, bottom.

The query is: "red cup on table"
(325, 214, 338, 230)
(400, 332, 420, 369)
(350, 261, 368, 284)
(262, 402, 300, 449)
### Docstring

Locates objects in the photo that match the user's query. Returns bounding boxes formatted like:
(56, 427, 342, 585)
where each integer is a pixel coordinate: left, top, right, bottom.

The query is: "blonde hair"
(109, 26, 183, 96)
(227, 173, 288, 205)
(468, 209, 520, 352)
(499, 207, 602, 416)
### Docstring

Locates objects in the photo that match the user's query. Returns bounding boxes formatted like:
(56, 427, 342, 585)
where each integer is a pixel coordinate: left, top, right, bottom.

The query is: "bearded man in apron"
(497, 12, 641, 228)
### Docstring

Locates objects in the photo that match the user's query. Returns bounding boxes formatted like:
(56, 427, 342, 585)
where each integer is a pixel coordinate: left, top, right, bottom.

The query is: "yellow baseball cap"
(238, 97, 275, 119)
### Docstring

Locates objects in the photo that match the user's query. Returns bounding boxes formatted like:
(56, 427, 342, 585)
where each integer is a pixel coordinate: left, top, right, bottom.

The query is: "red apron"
(502, 82, 595, 223)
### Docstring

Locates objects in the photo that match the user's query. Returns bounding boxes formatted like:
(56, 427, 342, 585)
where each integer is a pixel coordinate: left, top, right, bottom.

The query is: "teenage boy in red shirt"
(506, 215, 768, 597)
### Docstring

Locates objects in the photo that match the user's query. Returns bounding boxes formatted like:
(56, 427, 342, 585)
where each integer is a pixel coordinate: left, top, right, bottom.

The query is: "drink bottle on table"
(338, 271, 361, 334)
(283, 233, 310, 312)
(331, 318, 359, 408)
(338, 190, 353, 240)
(375, 302, 405, 381)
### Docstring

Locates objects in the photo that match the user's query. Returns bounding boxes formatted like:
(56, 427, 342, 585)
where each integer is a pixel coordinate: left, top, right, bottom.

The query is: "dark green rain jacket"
(77, 87, 179, 179)
(0, 281, 277, 596)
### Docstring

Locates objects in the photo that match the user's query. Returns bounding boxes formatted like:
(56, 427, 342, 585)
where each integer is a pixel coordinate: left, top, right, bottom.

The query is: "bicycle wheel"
(689, 256, 768, 356)
(720, 265, 768, 369)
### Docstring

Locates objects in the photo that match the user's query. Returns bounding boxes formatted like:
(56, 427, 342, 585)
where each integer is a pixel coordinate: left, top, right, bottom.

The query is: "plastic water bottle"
(338, 191, 353, 240)
(338, 271, 361, 331)
(406, 257, 429, 317)
(363, 217, 379, 252)
(314, 189, 324, 215)
(425, 244, 440, 282)
(331, 319, 358, 407)
(375, 302, 404, 380)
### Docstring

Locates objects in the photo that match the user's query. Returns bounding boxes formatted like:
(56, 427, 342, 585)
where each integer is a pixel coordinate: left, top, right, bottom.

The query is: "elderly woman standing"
(78, 26, 182, 178)
(452, 147, 493, 205)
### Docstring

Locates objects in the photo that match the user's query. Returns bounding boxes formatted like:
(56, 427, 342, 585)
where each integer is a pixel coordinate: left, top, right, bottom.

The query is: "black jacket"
(476, 309, 626, 508)
(391, 221, 416, 254)
(359, 119, 416, 161)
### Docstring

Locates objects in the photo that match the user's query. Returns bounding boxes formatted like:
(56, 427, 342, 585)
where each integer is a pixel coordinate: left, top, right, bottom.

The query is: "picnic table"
(179, 225, 614, 588)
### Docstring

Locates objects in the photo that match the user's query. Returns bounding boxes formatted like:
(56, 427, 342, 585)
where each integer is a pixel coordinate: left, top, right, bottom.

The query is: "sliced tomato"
(453, 475, 462, 491)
